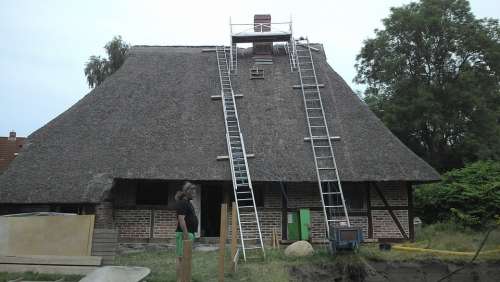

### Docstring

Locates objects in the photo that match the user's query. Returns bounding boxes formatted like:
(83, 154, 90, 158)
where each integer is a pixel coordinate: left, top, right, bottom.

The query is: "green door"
(299, 209, 311, 241)
(287, 212, 300, 241)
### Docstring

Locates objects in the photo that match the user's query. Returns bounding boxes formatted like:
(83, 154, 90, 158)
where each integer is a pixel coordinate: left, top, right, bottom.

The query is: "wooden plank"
(92, 233, 118, 239)
(218, 204, 228, 281)
(230, 203, 237, 273)
(292, 84, 325, 89)
(211, 94, 244, 100)
(93, 229, 118, 234)
(304, 136, 341, 142)
(0, 255, 101, 266)
(0, 264, 98, 275)
(367, 183, 373, 239)
(86, 215, 95, 256)
(90, 252, 115, 256)
(202, 48, 217, 52)
(181, 240, 192, 282)
(407, 183, 415, 241)
(92, 238, 118, 243)
(217, 154, 254, 160)
(91, 244, 117, 252)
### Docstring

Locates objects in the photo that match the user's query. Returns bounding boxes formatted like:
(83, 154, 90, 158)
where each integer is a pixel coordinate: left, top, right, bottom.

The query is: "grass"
(404, 222, 500, 252)
(0, 272, 82, 282)
(114, 248, 337, 282)
(1, 223, 499, 281)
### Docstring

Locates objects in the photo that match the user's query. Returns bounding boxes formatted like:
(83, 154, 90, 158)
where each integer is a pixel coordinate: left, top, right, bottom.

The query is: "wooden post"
(218, 203, 228, 282)
(231, 202, 238, 272)
(271, 228, 276, 248)
(181, 240, 192, 282)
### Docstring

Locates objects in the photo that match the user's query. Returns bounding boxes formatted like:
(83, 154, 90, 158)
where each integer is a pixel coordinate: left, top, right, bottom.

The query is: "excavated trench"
(289, 260, 500, 282)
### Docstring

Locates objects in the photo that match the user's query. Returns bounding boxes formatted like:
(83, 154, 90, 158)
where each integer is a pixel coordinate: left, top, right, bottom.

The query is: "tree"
(84, 36, 130, 88)
(415, 161, 500, 228)
(355, 0, 500, 172)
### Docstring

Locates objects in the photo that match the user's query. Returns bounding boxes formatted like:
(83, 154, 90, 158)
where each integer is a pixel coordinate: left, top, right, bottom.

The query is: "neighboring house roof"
(0, 45, 440, 204)
(0, 134, 25, 172)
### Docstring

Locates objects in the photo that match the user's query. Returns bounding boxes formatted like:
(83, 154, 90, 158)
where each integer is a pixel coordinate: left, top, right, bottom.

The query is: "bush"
(415, 161, 500, 228)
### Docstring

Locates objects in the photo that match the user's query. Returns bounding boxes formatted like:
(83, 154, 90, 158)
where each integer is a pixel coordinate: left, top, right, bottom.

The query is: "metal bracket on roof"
(304, 136, 341, 142)
(296, 43, 321, 52)
(217, 154, 255, 160)
(211, 94, 244, 100)
(293, 84, 324, 89)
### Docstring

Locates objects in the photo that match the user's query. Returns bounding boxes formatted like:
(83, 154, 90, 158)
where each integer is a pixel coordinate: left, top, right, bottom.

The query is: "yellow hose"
(393, 245, 500, 256)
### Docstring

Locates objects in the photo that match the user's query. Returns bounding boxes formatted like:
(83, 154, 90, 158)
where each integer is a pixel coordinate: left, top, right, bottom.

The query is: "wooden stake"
(231, 202, 238, 272)
(271, 228, 276, 248)
(275, 229, 280, 247)
(218, 203, 228, 282)
(181, 240, 192, 282)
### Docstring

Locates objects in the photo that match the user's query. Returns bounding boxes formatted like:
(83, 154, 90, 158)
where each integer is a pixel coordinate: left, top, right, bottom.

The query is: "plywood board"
(0, 215, 95, 256)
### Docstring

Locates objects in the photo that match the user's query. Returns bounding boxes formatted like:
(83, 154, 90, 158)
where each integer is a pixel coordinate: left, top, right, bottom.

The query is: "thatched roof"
(0, 45, 440, 203)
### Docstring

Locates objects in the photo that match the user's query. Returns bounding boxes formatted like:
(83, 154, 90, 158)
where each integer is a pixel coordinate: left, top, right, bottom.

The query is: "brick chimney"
(253, 14, 273, 55)
(8, 130, 16, 141)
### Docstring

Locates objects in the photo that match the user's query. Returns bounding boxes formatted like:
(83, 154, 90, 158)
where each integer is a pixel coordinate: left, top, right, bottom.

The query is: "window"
(253, 187, 264, 207)
(135, 180, 169, 205)
(250, 66, 264, 79)
(342, 183, 367, 210)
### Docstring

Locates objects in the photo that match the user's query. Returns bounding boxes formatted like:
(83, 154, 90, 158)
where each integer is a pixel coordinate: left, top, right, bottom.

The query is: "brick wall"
(372, 210, 409, 239)
(115, 209, 151, 239)
(227, 208, 281, 242)
(310, 210, 327, 240)
(152, 210, 177, 239)
(95, 202, 114, 228)
(369, 182, 411, 239)
(112, 181, 412, 242)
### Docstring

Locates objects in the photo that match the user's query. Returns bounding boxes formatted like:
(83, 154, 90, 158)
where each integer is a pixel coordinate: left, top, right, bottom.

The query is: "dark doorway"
(201, 185, 223, 237)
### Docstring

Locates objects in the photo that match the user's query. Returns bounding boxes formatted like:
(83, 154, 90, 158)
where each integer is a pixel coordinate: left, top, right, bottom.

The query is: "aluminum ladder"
(229, 43, 238, 73)
(294, 38, 350, 239)
(215, 46, 265, 261)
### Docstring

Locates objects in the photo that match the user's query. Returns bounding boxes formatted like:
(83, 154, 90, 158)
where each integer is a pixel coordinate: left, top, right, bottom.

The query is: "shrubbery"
(415, 161, 500, 228)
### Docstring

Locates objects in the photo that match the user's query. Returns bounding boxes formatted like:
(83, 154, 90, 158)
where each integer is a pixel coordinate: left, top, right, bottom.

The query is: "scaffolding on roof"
(229, 17, 294, 72)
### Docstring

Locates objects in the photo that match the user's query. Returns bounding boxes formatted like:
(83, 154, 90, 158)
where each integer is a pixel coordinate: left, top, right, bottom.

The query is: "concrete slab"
(79, 266, 150, 282)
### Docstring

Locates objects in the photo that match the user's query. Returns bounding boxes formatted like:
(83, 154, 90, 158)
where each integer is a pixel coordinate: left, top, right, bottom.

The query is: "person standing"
(174, 182, 199, 281)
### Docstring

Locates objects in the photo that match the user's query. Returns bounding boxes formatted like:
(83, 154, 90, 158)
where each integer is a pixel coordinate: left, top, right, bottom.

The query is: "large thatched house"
(0, 16, 439, 244)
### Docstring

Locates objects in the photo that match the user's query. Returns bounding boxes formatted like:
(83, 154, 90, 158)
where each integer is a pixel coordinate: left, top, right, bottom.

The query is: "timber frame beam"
(370, 182, 409, 240)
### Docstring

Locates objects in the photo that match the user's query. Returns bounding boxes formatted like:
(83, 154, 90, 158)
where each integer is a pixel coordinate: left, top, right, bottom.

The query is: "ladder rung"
(242, 238, 259, 241)
(318, 167, 335, 170)
(240, 221, 257, 224)
(323, 192, 341, 195)
(310, 125, 326, 128)
(244, 246, 262, 250)
(328, 219, 347, 222)
(321, 179, 338, 182)
(239, 206, 254, 209)
(316, 156, 333, 159)
(237, 191, 252, 194)
(325, 205, 344, 208)
(238, 198, 253, 201)
(314, 145, 330, 148)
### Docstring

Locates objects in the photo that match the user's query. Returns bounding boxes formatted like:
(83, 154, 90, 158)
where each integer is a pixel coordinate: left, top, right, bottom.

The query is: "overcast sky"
(1, 0, 499, 137)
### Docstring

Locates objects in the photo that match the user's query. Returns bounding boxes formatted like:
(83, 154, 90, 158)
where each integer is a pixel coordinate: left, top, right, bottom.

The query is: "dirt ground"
(289, 260, 500, 282)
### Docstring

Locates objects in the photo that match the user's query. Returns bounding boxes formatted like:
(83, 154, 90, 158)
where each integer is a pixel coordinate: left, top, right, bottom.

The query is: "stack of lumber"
(91, 229, 118, 265)
(0, 255, 101, 275)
